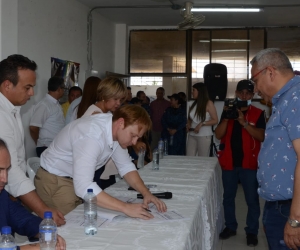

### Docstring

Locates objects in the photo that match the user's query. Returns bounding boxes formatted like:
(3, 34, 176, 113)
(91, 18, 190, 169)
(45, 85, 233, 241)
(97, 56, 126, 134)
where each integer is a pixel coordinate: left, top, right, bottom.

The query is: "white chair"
(26, 157, 40, 182)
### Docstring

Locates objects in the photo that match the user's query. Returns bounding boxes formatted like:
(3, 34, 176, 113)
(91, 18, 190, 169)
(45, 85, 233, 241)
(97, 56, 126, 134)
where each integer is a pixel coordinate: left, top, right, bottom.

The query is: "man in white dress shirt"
(0, 54, 65, 226)
(29, 76, 65, 157)
(35, 105, 167, 217)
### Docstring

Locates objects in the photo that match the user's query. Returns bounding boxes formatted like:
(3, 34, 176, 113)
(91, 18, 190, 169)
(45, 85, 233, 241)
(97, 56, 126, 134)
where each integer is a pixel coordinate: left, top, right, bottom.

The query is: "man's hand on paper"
(142, 193, 167, 213)
(123, 203, 154, 220)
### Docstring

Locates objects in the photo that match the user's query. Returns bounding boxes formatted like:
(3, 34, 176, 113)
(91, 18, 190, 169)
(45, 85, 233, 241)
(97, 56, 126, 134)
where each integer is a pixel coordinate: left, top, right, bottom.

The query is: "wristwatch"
(202, 121, 206, 126)
(288, 217, 300, 228)
(243, 121, 249, 128)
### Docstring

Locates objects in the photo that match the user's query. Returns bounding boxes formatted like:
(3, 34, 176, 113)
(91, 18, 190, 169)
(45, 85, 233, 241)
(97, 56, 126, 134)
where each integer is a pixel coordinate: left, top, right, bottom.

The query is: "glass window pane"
(249, 29, 265, 99)
(130, 77, 187, 101)
(249, 29, 265, 64)
(131, 76, 163, 86)
(267, 27, 300, 71)
(191, 30, 210, 82)
(129, 31, 186, 73)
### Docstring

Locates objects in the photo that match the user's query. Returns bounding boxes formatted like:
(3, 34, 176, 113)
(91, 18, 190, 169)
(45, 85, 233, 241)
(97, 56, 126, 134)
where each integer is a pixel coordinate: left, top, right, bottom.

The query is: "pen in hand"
(144, 208, 151, 212)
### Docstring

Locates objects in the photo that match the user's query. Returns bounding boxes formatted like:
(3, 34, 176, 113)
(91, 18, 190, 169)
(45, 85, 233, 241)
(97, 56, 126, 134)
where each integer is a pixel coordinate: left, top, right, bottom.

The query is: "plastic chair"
(26, 157, 40, 182)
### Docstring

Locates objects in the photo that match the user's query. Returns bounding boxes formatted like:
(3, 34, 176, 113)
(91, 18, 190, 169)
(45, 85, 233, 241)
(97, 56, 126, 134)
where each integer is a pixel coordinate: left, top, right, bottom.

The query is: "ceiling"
(77, 0, 300, 27)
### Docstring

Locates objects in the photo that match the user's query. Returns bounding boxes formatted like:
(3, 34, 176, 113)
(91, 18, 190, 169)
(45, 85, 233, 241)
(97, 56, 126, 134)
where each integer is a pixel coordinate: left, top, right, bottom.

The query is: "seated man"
(30, 76, 66, 157)
(61, 86, 82, 117)
(34, 105, 167, 216)
(0, 139, 66, 250)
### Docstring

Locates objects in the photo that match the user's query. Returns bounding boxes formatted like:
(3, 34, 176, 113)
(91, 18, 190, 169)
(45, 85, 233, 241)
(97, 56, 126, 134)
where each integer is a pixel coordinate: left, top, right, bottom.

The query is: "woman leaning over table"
(186, 82, 218, 156)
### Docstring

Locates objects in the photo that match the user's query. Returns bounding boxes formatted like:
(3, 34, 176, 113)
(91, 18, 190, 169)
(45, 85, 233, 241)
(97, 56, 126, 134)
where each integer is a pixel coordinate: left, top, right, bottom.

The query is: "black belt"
(267, 199, 292, 205)
(40, 167, 73, 180)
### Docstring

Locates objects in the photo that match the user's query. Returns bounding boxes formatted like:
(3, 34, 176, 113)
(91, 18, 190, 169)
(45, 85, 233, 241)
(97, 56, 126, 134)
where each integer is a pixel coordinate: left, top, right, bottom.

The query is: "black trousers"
(36, 146, 47, 157)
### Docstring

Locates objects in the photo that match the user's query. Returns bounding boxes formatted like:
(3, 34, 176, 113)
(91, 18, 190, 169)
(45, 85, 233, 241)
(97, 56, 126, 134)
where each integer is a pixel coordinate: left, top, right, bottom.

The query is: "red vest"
(217, 105, 263, 170)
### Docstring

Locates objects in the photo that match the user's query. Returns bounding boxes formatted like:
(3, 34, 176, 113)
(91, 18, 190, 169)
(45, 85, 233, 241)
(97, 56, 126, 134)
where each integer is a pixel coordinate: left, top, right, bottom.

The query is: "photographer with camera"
(215, 80, 266, 246)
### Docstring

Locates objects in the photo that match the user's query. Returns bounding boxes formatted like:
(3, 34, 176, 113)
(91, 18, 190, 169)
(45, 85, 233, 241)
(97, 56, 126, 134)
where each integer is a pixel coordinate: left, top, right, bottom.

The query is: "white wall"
(18, 0, 115, 114)
(114, 24, 127, 74)
(0, 0, 116, 158)
(0, 0, 18, 59)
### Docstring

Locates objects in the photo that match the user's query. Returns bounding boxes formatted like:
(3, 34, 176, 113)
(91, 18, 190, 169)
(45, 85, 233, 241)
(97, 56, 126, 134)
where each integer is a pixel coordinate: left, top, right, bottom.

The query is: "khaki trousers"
(186, 135, 212, 157)
(34, 167, 82, 215)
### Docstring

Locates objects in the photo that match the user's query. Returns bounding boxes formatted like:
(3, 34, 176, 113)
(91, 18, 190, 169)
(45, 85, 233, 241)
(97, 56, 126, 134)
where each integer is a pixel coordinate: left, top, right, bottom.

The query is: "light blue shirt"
(257, 76, 300, 200)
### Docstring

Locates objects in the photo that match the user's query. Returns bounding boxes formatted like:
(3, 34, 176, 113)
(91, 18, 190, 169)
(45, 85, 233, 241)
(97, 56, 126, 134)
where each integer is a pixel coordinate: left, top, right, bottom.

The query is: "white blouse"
(187, 101, 213, 137)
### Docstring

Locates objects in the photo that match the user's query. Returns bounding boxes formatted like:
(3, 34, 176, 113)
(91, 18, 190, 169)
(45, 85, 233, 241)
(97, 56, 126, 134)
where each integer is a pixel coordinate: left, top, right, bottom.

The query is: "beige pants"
(186, 135, 212, 157)
(34, 167, 82, 215)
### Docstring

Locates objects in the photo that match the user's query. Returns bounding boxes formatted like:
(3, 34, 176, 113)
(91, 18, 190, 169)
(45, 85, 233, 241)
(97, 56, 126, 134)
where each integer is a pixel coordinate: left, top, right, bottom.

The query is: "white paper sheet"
(64, 213, 110, 228)
(115, 196, 188, 222)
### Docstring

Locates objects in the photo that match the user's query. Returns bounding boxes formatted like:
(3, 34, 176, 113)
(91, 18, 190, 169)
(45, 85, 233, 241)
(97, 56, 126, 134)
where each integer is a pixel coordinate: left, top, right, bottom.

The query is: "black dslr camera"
(224, 98, 247, 119)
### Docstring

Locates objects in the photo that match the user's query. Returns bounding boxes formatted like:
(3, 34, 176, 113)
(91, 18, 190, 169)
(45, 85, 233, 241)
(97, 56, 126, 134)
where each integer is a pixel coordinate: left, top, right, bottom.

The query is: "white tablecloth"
(58, 156, 223, 250)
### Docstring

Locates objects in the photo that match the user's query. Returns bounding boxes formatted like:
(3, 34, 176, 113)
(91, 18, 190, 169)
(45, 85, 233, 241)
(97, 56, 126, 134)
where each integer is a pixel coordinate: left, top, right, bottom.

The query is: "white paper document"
(64, 213, 110, 228)
(115, 196, 188, 222)
(116, 196, 142, 204)
(63, 196, 187, 228)
(149, 210, 186, 222)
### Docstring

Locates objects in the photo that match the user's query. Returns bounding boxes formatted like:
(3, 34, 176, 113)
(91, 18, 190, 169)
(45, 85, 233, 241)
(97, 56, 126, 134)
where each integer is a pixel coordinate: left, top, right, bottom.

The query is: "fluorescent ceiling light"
(212, 39, 250, 42)
(212, 49, 246, 52)
(216, 56, 245, 59)
(199, 39, 251, 43)
(192, 8, 261, 12)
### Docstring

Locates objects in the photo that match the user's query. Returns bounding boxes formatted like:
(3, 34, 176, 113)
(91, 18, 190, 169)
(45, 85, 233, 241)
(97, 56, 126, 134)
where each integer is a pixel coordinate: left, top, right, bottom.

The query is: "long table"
(58, 156, 223, 250)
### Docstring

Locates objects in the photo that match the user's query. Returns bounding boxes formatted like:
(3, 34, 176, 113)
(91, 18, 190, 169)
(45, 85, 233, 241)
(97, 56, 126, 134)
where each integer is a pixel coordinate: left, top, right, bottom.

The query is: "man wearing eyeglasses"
(251, 48, 300, 250)
(30, 76, 65, 157)
(215, 79, 266, 247)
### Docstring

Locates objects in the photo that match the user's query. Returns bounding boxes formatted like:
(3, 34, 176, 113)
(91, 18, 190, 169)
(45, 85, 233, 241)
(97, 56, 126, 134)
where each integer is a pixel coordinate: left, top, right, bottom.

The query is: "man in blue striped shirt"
(251, 48, 300, 250)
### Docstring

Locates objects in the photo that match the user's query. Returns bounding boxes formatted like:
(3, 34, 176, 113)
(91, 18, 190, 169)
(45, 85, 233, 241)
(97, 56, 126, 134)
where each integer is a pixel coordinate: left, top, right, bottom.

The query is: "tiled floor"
(215, 183, 268, 250)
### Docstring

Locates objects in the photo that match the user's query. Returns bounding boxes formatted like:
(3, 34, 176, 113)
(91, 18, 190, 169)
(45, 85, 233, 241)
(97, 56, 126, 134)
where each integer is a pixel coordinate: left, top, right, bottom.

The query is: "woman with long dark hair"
(66, 76, 101, 124)
(186, 82, 218, 156)
(77, 76, 101, 118)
